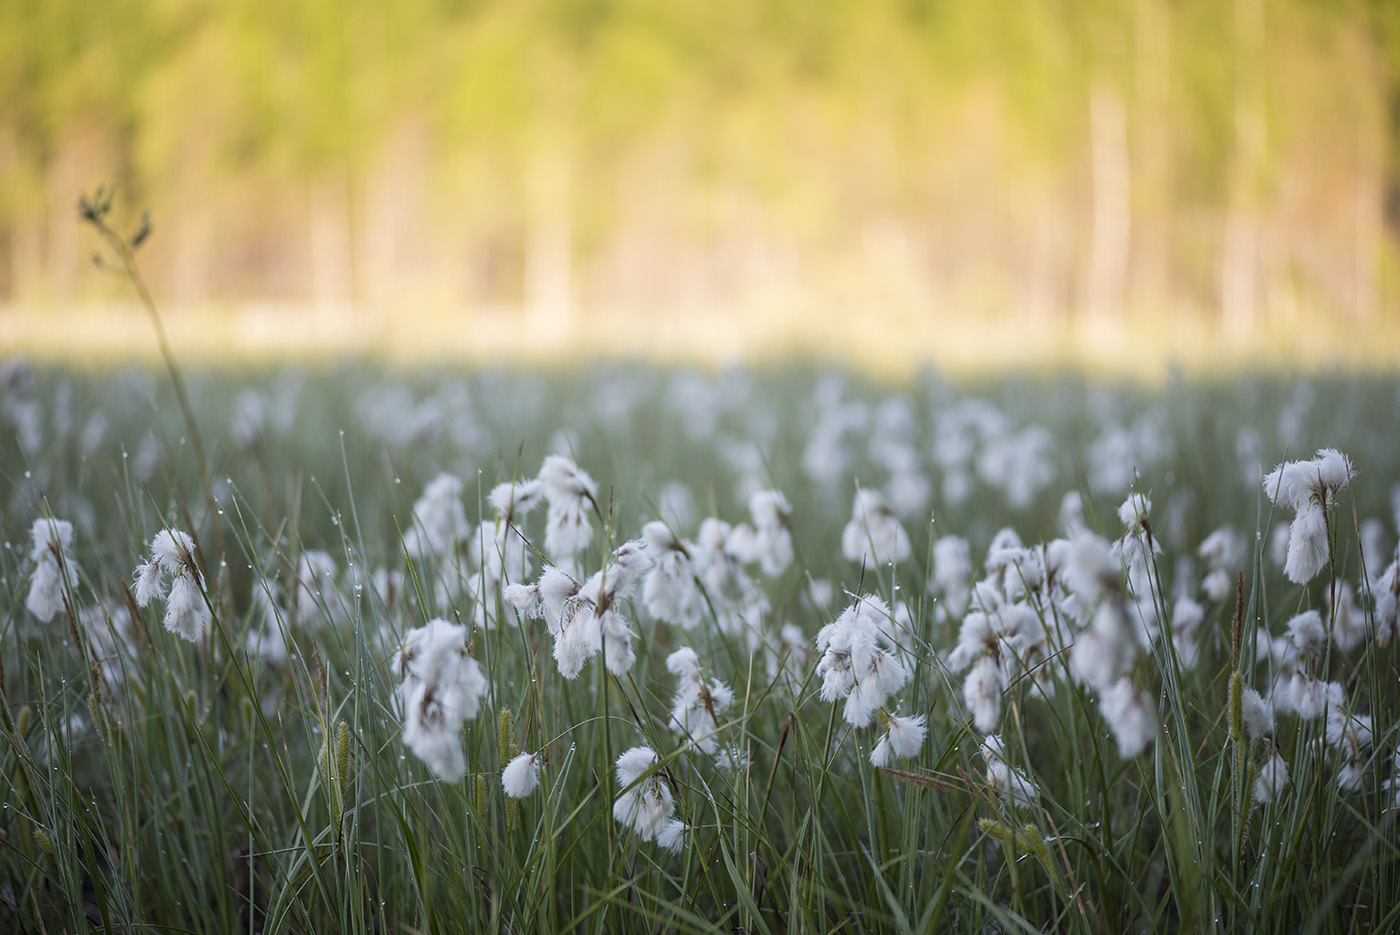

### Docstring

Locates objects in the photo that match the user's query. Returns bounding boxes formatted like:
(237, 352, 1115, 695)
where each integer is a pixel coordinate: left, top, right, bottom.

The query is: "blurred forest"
(3, 0, 1400, 340)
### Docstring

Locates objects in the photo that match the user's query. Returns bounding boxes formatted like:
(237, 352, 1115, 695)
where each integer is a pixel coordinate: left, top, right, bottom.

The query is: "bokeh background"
(3, 0, 1400, 373)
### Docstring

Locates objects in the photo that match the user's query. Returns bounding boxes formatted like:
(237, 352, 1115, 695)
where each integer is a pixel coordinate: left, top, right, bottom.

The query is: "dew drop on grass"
(23, 471, 30, 478)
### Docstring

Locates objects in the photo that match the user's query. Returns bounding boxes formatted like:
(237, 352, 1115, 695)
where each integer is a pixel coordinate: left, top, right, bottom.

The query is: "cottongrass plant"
(5, 362, 1400, 935)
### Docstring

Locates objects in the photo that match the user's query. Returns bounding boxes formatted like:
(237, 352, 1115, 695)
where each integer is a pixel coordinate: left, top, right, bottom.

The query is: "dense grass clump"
(2, 360, 1399, 933)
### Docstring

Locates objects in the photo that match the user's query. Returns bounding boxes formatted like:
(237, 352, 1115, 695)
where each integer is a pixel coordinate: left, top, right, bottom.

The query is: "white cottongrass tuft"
(870, 714, 926, 767)
(642, 522, 703, 629)
(395, 618, 489, 782)
(1253, 752, 1290, 805)
(667, 647, 734, 754)
(1063, 533, 1119, 605)
(1241, 687, 1274, 741)
(1286, 609, 1327, 661)
(730, 489, 794, 576)
(962, 655, 1005, 734)
(479, 477, 546, 589)
(840, 489, 911, 567)
(27, 517, 76, 622)
(1100, 678, 1157, 758)
(655, 819, 689, 853)
(404, 473, 471, 558)
(1274, 672, 1332, 720)
(1197, 526, 1244, 603)
(1069, 602, 1136, 692)
(1263, 449, 1356, 584)
(613, 746, 677, 845)
(134, 529, 210, 642)
(930, 536, 973, 621)
(502, 751, 542, 798)
(531, 538, 652, 679)
(980, 735, 1039, 809)
(815, 595, 908, 727)
(539, 455, 598, 561)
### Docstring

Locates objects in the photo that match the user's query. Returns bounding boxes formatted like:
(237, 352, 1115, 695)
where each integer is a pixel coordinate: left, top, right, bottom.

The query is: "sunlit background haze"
(4, 0, 1400, 376)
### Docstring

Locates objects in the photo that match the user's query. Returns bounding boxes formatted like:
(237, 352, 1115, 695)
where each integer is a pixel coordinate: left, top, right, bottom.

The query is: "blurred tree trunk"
(1087, 85, 1130, 324)
(309, 166, 353, 317)
(525, 146, 572, 334)
(1131, 0, 1172, 317)
(1355, 125, 1382, 322)
(1222, 0, 1265, 335)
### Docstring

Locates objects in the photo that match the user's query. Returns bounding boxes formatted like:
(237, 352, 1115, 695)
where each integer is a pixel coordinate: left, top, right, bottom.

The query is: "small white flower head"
(1069, 602, 1136, 692)
(1198, 526, 1243, 571)
(1058, 490, 1086, 537)
(613, 746, 675, 841)
(396, 618, 489, 782)
(537, 565, 582, 636)
(502, 751, 542, 798)
(502, 582, 542, 618)
(1253, 752, 1290, 805)
(133, 560, 165, 608)
(666, 646, 701, 679)
(1273, 671, 1330, 720)
(406, 473, 471, 558)
(979, 734, 1039, 809)
(27, 518, 76, 622)
(539, 455, 597, 560)
(667, 646, 734, 754)
(962, 655, 1005, 734)
(489, 478, 545, 519)
(930, 536, 973, 619)
(733, 489, 793, 576)
(1100, 678, 1157, 758)
(1373, 557, 1400, 646)
(1064, 533, 1119, 604)
(655, 818, 689, 853)
(1263, 449, 1356, 584)
(1242, 687, 1274, 741)
(1283, 504, 1330, 584)
(1117, 492, 1151, 534)
(870, 713, 926, 767)
(642, 521, 703, 628)
(815, 595, 908, 727)
(1313, 448, 1355, 494)
(164, 566, 211, 642)
(840, 489, 911, 566)
(1337, 759, 1366, 794)
(1286, 609, 1327, 661)
(567, 538, 653, 678)
(134, 530, 208, 642)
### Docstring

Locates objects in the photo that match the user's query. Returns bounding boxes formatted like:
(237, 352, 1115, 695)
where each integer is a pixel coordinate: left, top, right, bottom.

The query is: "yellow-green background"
(3, 0, 1399, 374)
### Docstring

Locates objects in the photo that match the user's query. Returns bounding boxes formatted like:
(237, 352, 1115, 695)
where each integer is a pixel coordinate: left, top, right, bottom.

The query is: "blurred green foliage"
(1, 0, 1396, 315)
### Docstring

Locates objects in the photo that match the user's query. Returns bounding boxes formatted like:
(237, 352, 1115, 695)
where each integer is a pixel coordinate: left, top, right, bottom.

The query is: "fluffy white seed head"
(1100, 678, 1157, 758)
(962, 656, 1004, 734)
(1283, 504, 1330, 585)
(1242, 687, 1274, 740)
(1253, 752, 1290, 805)
(163, 568, 211, 642)
(502, 752, 542, 799)
(871, 714, 927, 766)
(1286, 609, 1327, 660)
(27, 518, 76, 622)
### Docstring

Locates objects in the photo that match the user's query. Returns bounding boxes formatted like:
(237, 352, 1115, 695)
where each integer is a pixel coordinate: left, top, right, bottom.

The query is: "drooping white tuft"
(502, 751, 542, 798)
